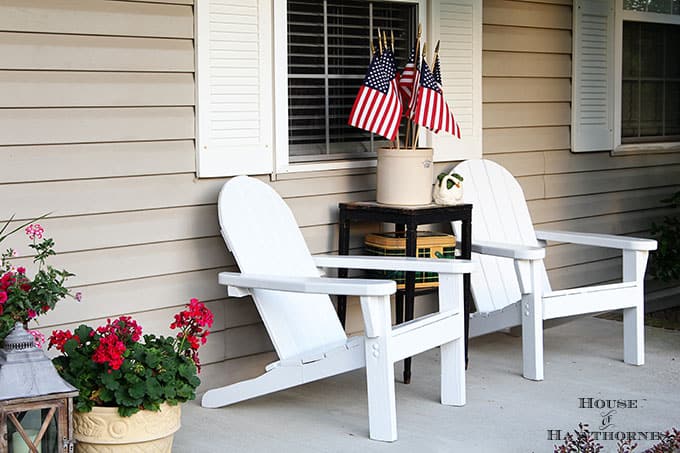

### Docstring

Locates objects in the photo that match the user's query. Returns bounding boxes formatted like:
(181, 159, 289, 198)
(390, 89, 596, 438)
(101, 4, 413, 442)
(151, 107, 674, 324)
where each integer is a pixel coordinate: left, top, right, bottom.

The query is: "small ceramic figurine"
(433, 170, 464, 205)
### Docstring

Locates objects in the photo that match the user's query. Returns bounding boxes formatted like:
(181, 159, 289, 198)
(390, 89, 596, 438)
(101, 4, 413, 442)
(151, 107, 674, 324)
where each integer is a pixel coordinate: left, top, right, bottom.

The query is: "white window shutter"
(428, 0, 482, 162)
(571, 0, 615, 152)
(196, 0, 274, 177)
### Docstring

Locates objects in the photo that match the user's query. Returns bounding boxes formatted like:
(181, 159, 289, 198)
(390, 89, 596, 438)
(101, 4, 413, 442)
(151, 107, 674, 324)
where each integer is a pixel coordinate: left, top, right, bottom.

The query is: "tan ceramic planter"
(73, 403, 181, 452)
(376, 147, 434, 206)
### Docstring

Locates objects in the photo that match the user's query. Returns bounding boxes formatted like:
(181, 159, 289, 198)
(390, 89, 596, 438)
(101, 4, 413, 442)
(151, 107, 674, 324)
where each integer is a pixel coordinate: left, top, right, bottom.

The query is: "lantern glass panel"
(6, 408, 59, 453)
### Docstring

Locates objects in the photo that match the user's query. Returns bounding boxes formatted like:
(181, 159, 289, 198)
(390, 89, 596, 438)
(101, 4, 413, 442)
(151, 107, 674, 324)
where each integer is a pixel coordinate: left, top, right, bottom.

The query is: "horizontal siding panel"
(484, 78, 571, 102)
(483, 102, 570, 128)
(484, 25, 571, 53)
(225, 324, 273, 360)
(548, 258, 621, 290)
(223, 298, 262, 329)
(537, 208, 672, 237)
(545, 166, 680, 198)
(529, 186, 677, 224)
(0, 0, 193, 38)
(199, 353, 277, 392)
(0, 107, 194, 145)
(545, 149, 680, 173)
(544, 243, 619, 270)
(484, 126, 570, 154)
(8, 224, 368, 289)
(517, 175, 545, 200)
(2, 199, 373, 256)
(483, 51, 571, 77)
(287, 191, 375, 227)
(41, 270, 231, 327)
(0, 141, 195, 183)
(0, 174, 379, 220)
(487, 152, 546, 177)
(0, 72, 194, 107)
(484, 0, 572, 29)
(0, 32, 193, 71)
(12, 237, 232, 287)
(2, 206, 220, 254)
(271, 174, 377, 198)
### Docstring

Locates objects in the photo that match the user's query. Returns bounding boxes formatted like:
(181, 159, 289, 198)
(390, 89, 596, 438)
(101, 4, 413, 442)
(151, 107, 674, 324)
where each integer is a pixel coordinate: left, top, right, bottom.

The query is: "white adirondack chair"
(202, 176, 473, 442)
(451, 159, 657, 381)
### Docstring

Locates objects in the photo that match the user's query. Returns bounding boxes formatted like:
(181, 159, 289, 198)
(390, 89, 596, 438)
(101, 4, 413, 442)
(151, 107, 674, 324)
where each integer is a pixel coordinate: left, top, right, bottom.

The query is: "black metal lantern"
(0, 323, 78, 453)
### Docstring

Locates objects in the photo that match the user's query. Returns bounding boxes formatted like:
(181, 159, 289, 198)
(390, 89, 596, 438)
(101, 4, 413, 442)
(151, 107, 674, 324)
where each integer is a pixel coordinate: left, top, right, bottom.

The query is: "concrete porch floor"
(176, 316, 679, 452)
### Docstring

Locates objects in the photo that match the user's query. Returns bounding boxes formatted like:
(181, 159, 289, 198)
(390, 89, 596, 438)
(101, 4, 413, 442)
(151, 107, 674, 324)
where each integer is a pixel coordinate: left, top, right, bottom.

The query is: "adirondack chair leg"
(521, 261, 544, 381)
(201, 363, 303, 408)
(622, 250, 648, 366)
(360, 295, 397, 442)
(439, 274, 465, 406)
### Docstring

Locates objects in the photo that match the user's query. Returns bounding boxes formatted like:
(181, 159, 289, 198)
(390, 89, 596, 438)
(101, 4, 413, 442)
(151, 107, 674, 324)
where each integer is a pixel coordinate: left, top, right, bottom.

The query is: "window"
(286, 1, 418, 162)
(571, 0, 680, 153)
(621, 21, 680, 142)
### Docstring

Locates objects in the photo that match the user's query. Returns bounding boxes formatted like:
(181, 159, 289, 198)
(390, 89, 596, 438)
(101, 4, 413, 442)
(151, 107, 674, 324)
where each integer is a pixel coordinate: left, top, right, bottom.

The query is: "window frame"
(273, 0, 428, 174)
(613, 0, 680, 154)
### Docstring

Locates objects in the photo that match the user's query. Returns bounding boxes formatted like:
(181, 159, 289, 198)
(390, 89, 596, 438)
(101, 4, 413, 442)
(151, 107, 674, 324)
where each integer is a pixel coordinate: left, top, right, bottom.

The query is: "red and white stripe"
(414, 86, 461, 139)
(348, 79, 403, 141)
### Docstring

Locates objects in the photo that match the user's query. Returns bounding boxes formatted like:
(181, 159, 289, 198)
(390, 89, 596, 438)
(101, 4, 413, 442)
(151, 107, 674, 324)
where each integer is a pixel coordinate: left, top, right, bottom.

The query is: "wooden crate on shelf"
(364, 231, 456, 289)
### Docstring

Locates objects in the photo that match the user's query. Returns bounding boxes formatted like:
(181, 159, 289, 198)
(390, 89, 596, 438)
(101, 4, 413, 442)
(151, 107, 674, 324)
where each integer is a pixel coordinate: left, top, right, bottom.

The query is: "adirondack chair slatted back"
(218, 176, 347, 360)
(451, 160, 551, 313)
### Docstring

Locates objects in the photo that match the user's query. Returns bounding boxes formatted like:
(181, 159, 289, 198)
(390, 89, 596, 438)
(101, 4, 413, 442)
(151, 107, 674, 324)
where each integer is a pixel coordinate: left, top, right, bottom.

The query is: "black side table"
(337, 201, 473, 384)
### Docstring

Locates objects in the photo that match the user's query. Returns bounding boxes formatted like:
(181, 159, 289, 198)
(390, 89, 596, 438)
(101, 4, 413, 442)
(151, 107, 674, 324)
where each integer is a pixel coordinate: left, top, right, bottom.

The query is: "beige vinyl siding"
(0, 0, 284, 379)
(481, 0, 680, 302)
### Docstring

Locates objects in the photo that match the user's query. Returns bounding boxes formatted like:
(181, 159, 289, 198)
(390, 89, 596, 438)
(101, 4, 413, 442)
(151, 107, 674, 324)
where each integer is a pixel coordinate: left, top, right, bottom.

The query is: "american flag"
(398, 47, 420, 117)
(348, 49, 403, 141)
(413, 58, 462, 138)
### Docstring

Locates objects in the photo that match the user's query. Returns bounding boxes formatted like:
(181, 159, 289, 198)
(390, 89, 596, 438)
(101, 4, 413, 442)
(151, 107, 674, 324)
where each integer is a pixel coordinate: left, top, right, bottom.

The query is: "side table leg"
(403, 224, 417, 384)
(337, 213, 350, 328)
(461, 217, 472, 368)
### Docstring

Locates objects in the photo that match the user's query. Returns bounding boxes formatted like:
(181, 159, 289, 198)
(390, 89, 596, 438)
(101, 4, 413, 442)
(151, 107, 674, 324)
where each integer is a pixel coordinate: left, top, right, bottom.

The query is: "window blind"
(287, 0, 416, 160)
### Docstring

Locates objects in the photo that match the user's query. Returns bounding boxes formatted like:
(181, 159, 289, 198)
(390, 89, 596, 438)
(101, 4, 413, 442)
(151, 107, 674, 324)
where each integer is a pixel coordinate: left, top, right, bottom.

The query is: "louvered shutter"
(572, 0, 615, 152)
(196, 0, 274, 177)
(429, 0, 482, 162)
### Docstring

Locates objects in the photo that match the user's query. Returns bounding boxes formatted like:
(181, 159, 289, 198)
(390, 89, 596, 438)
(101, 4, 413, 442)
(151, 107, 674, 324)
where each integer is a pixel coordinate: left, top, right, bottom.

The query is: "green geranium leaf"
(101, 372, 121, 391)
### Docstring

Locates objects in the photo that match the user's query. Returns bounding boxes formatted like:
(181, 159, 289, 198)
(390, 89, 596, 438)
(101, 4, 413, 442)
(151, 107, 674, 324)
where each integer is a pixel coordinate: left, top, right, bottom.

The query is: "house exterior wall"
(0, 0, 677, 384)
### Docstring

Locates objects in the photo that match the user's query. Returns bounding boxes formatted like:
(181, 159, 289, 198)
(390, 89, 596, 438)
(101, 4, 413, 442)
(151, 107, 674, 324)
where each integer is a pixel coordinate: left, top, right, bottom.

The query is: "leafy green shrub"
(650, 191, 680, 282)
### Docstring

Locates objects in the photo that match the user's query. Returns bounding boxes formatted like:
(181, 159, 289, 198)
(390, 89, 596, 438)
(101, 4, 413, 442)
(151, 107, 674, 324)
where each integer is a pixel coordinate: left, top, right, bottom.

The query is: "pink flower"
(0, 291, 6, 304)
(26, 309, 37, 320)
(75, 292, 83, 302)
(25, 224, 44, 241)
(28, 330, 46, 349)
(16, 267, 25, 274)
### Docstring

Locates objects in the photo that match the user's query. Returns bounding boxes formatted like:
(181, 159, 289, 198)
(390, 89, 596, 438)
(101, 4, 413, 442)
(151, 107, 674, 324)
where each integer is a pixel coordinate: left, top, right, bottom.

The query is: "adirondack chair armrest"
(535, 230, 657, 251)
(472, 240, 545, 261)
(313, 254, 474, 275)
(218, 271, 397, 297)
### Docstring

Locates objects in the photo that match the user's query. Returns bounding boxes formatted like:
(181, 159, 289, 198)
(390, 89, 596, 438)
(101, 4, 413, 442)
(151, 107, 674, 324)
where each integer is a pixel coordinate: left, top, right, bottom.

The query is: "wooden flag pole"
(405, 25, 423, 149)
(412, 42, 427, 150)
(377, 28, 383, 54)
